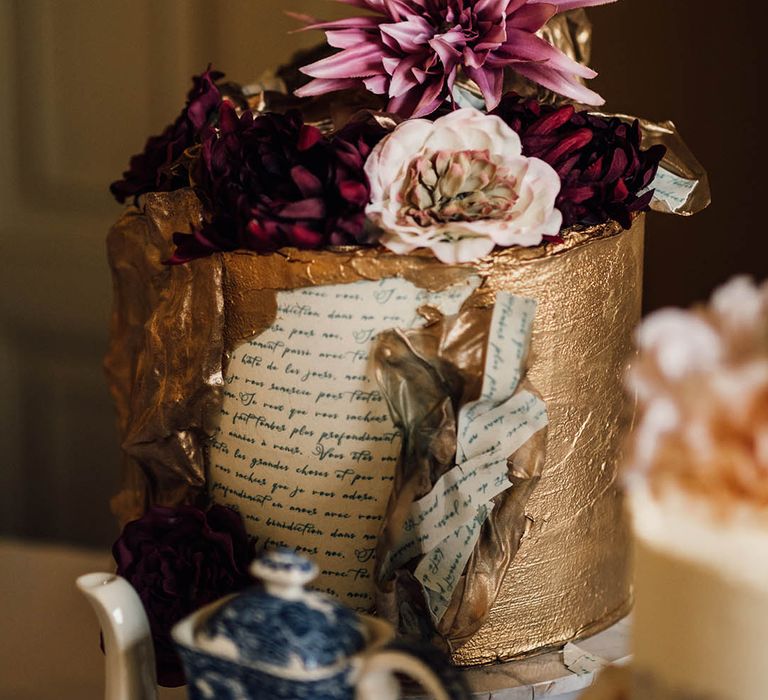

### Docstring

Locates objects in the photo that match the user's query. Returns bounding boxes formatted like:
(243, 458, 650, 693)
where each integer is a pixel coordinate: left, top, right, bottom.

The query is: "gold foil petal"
(591, 112, 711, 217)
(641, 118, 711, 216)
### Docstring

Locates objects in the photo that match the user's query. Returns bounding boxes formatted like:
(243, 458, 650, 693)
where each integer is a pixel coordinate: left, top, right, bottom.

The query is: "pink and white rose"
(364, 108, 562, 263)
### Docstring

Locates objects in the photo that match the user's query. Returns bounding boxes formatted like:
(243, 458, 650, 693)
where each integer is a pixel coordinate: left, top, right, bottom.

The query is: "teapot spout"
(77, 572, 158, 700)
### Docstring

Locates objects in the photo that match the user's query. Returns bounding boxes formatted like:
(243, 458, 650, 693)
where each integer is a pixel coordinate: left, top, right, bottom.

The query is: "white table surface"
(0, 539, 619, 700)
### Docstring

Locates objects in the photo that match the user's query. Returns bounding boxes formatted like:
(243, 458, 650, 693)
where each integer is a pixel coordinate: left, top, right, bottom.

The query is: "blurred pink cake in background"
(584, 277, 768, 700)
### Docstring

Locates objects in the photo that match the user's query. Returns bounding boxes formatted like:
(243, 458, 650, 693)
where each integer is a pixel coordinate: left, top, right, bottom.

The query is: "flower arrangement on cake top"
(365, 108, 563, 262)
(110, 0, 710, 266)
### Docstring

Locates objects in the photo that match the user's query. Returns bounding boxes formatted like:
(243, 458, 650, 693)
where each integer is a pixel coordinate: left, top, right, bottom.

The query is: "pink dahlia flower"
(294, 0, 615, 118)
(365, 108, 562, 263)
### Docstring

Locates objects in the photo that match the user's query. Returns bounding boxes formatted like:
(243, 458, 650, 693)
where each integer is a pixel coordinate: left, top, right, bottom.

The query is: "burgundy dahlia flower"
(334, 114, 393, 161)
(113, 504, 253, 687)
(110, 68, 223, 204)
(494, 94, 666, 228)
(169, 104, 376, 263)
(293, 0, 615, 118)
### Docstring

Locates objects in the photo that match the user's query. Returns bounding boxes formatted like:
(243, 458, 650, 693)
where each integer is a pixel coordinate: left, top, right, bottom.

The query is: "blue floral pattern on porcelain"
(177, 647, 354, 700)
(202, 586, 366, 669)
(172, 549, 472, 700)
(199, 549, 367, 671)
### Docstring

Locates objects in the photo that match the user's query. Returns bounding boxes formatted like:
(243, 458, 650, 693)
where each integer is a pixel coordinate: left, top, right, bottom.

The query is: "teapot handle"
(355, 639, 471, 700)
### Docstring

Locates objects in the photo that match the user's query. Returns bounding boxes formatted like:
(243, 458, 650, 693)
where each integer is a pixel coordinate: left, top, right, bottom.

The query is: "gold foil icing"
(452, 215, 643, 665)
(107, 187, 641, 663)
(222, 247, 474, 349)
(106, 190, 225, 524)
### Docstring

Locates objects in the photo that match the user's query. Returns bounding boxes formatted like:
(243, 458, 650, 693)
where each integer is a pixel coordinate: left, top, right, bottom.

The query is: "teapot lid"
(196, 549, 368, 672)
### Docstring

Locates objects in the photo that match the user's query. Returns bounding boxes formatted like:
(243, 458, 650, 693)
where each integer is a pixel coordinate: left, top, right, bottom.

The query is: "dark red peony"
(110, 68, 223, 204)
(494, 94, 666, 229)
(112, 505, 253, 687)
(334, 115, 392, 162)
(169, 105, 380, 263)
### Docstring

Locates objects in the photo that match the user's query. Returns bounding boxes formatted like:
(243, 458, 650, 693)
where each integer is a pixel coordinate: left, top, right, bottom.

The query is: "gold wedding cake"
(105, 2, 708, 672)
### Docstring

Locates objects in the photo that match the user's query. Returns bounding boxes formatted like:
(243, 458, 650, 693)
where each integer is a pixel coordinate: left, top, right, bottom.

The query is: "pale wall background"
(0, 0, 766, 548)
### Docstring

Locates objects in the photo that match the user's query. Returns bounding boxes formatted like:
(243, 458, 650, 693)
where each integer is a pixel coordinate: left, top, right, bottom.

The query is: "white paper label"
(416, 503, 492, 620)
(208, 276, 479, 609)
(384, 390, 548, 572)
(648, 166, 697, 213)
(563, 642, 608, 676)
(457, 295, 539, 460)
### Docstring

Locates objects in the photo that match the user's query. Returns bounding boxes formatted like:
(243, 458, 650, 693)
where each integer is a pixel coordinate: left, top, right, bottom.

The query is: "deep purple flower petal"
(168, 109, 380, 262)
(339, 180, 370, 206)
(286, 223, 327, 248)
(297, 124, 324, 151)
(291, 165, 324, 197)
(279, 198, 327, 220)
(112, 505, 253, 687)
(493, 93, 666, 228)
(110, 68, 223, 203)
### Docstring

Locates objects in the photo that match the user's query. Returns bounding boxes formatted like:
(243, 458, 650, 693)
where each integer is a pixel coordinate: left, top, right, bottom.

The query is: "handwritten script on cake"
(208, 277, 479, 609)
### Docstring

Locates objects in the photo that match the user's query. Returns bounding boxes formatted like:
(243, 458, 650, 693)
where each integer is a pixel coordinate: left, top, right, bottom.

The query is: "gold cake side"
(452, 216, 643, 663)
(106, 188, 641, 661)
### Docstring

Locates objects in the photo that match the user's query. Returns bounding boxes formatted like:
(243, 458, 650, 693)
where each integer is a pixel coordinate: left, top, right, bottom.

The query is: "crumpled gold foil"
(640, 117, 711, 216)
(107, 189, 476, 523)
(106, 190, 225, 524)
(107, 187, 640, 663)
(222, 246, 473, 349)
(586, 111, 711, 218)
(371, 305, 548, 651)
(452, 215, 643, 665)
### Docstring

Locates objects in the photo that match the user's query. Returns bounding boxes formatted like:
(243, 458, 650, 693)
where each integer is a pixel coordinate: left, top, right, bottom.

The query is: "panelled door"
(0, 0, 339, 546)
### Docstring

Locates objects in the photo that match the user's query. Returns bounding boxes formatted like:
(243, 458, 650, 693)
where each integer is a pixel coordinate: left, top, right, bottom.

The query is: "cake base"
(574, 666, 630, 700)
(410, 617, 631, 699)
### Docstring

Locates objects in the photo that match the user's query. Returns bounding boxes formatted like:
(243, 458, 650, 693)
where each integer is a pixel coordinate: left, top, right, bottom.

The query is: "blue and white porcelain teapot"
(78, 550, 470, 700)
